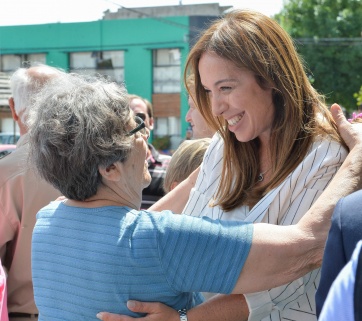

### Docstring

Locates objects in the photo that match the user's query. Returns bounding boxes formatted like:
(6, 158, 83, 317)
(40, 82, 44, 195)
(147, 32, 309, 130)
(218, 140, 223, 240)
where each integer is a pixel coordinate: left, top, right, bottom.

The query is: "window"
(153, 49, 181, 93)
(154, 116, 183, 150)
(70, 51, 124, 84)
(152, 49, 182, 149)
(0, 54, 46, 72)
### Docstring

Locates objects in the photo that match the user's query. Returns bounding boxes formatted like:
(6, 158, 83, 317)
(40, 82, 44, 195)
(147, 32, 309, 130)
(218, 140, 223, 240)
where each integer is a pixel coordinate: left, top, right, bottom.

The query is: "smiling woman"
(180, 9, 347, 320)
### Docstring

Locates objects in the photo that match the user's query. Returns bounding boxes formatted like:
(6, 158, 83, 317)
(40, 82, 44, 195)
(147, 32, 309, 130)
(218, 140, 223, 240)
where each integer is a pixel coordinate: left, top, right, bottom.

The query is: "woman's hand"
(96, 301, 178, 321)
(331, 103, 362, 150)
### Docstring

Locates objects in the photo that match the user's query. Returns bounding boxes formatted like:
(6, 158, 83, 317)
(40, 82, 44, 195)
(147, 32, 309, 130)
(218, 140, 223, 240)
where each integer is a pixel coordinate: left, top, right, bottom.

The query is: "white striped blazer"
(183, 132, 348, 321)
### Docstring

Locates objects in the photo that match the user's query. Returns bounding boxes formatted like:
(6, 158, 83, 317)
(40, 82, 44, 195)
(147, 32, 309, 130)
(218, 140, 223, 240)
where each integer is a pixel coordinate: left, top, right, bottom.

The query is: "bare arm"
(97, 104, 362, 321)
(149, 167, 200, 213)
(97, 295, 248, 321)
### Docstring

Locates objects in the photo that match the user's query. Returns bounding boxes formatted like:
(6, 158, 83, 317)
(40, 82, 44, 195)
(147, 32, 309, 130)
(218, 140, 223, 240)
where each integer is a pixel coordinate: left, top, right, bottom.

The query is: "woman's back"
(32, 201, 252, 320)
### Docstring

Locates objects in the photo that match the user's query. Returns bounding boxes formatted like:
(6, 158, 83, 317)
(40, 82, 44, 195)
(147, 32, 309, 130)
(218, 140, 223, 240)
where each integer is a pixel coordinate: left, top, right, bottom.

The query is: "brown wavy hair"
(184, 9, 343, 211)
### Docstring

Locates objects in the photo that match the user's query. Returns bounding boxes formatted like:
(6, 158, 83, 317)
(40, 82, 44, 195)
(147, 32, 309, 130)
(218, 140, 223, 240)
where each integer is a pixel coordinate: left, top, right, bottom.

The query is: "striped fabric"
(183, 133, 348, 321)
(32, 203, 253, 321)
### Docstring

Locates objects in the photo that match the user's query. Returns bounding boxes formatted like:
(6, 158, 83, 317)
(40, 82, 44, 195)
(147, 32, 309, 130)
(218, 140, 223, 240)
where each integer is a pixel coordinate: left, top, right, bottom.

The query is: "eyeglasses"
(135, 112, 146, 121)
(126, 116, 148, 137)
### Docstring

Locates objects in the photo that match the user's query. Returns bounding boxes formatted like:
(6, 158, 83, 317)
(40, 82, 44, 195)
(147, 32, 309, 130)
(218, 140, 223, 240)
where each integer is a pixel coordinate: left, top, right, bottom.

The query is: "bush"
(152, 136, 171, 150)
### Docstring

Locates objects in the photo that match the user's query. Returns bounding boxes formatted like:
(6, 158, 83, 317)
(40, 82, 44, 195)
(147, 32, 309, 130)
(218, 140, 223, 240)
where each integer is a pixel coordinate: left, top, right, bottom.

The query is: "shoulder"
(312, 136, 348, 155)
(339, 189, 362, 206)
(301, 137, 348, 169)
(0, 144, 29, 186)
(330, 191, 362, 258)
(333, 190, 362, 223)
(333, 190, 362, 230)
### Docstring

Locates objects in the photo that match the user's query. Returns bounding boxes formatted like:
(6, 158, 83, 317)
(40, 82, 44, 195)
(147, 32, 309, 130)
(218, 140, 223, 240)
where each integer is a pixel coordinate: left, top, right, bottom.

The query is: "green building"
(0, 4, 229, 150)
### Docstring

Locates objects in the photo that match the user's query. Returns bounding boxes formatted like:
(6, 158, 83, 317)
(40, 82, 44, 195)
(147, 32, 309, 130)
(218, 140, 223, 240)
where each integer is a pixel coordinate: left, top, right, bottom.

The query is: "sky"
(0, 0, 285, 27)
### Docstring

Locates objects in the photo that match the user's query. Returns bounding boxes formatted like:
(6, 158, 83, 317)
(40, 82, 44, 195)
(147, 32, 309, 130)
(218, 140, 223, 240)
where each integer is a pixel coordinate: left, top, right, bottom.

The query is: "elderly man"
(0, 64, 61, 321)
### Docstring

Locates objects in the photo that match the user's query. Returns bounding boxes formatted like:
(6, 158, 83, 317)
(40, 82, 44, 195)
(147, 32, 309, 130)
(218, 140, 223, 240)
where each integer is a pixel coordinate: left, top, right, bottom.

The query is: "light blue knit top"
(32, 201, 253, 320)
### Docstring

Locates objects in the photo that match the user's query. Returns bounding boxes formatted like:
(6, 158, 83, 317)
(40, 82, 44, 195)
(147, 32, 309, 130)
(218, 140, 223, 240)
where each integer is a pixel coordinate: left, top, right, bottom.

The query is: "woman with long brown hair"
(97, 9, 352, 321)
(181, 9, 346, 321)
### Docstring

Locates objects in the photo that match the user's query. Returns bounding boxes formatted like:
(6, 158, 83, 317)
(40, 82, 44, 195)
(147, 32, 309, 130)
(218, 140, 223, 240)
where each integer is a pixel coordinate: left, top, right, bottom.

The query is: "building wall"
(103, 4, 231, 19)
(0, 16, 191, 140)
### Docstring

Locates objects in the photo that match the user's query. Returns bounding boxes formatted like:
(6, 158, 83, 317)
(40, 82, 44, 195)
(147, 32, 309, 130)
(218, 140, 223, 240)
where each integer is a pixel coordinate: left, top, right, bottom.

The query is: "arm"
(97, 295, 248, 321)
(149, 166, 199, 213)
(243, 137, 346, 319)
(233, 104, 362, 294)
(97, 104, 362, 321)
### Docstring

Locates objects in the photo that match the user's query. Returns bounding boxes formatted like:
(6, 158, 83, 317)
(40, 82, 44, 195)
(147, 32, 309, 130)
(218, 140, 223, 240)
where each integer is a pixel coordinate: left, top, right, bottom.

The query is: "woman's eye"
(220, 86, 232, 91)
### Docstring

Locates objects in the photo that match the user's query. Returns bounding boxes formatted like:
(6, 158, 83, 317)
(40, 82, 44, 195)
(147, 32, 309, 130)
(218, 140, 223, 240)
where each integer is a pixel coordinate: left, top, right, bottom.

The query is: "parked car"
(0, 144, 16, 159)
(0, 132, 20, 144)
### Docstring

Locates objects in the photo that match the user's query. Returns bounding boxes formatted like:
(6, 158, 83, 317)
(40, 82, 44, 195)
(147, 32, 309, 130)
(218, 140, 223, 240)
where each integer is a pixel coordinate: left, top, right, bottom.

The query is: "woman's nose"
(211, 93, 227, 117)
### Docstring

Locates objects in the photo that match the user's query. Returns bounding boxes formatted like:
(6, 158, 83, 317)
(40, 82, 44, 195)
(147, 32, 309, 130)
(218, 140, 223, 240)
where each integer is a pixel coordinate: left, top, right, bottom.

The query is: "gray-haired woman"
(28, 73, 362, 321)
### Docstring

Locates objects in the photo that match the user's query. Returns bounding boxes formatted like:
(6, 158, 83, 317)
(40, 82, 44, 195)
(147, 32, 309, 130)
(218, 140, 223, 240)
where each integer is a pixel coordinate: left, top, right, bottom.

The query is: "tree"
(354, 85, 362, 109)
(275, 0, 362, 110)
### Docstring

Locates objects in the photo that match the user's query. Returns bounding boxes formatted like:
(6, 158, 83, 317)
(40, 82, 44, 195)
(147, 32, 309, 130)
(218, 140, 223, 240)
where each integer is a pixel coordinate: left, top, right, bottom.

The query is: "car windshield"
(0, 133, 20, 144)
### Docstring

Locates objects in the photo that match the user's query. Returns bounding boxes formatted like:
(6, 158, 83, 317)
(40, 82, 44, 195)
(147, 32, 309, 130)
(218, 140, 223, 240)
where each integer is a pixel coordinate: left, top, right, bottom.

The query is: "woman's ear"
(98, 163, 122, 182)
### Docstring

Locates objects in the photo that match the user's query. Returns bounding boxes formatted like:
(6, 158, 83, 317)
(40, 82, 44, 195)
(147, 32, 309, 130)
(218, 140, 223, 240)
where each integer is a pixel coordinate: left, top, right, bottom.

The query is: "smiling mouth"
(227, 112, 245, 126)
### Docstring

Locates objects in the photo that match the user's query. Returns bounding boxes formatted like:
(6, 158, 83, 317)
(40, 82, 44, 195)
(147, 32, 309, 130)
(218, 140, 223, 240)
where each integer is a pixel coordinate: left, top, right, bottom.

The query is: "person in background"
(318, 240, 362, 321)
(129, 94, 171, 209)
(0, 259, 9, 321)
(0, 64, 61, 321)
(315, 114, 362, 316)
(163, 138, 211, 193)
(25, 72, 360, 321)
(185, 74, 215, 139)
(316, 188, 362, 316)
(99, 9, 350, 321)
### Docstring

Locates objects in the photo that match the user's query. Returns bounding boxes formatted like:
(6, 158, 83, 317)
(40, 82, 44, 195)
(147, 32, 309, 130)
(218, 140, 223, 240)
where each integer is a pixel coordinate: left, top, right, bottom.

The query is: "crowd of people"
(0, 8, 362, 321)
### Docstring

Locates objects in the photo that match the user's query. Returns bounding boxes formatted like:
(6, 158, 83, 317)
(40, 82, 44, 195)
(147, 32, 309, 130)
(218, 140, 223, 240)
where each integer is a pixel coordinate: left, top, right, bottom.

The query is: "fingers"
(330, 103, 362, 150)
(96, 312, 131, 321)
(127, 301, 179, 321)
(97, 301, 178, 321)
(330, 103, 346, 126)
(127, 300, 164, 313)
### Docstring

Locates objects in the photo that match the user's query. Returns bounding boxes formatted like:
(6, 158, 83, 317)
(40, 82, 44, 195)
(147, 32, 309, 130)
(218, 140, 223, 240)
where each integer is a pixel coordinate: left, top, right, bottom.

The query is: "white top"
(183, 133, 348, 321)
(318, 240, 362, 321)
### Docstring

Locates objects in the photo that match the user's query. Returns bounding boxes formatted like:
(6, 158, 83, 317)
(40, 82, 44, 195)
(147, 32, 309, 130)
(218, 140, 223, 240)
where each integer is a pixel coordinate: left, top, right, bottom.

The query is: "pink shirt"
(0, 260, 9, 321)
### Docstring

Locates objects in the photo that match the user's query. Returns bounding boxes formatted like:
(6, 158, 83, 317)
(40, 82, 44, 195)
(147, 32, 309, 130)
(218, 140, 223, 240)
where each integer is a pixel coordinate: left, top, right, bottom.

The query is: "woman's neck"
(64, 184, 141, 210)
(258, 143, 273, 184)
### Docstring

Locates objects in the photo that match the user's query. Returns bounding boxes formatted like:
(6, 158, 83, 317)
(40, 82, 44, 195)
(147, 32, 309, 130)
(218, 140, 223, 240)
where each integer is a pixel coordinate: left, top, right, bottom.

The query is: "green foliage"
(354, 85, 362, 108)
(275, 0, 362, 110)
(152, 136, 171, 150)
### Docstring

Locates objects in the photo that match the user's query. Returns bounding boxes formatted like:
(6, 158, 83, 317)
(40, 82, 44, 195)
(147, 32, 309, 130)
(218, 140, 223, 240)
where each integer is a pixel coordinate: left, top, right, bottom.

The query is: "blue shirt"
(32, 201, 253, 321)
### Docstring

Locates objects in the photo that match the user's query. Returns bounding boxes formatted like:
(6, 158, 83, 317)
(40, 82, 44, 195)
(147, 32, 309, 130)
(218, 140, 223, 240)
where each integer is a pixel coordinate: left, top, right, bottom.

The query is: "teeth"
(227, 113, 243, 126)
